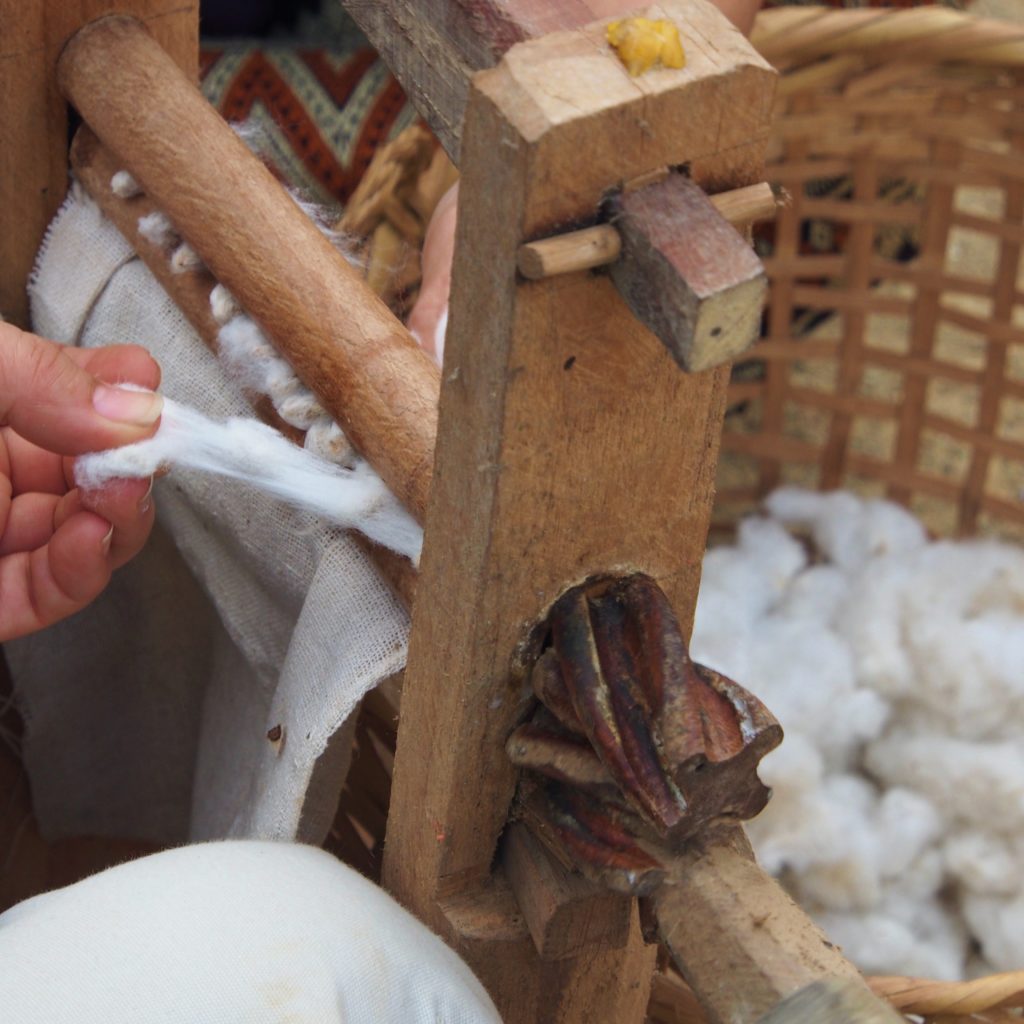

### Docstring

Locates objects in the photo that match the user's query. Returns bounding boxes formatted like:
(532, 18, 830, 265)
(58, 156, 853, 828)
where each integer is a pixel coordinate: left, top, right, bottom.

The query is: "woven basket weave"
(714, 5, 1024, 545)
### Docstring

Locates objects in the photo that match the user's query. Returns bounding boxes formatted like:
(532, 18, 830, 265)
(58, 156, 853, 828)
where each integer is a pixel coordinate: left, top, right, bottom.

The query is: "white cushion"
(0, 841, 501, 1023)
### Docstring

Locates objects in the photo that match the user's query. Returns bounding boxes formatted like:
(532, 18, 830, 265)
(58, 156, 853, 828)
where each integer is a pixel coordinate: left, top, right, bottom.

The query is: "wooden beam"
(0, 0, 197, 326)
(342, 0, 693, 160)
(516, 182, 779, 281)
(383, 3, 775, 1018)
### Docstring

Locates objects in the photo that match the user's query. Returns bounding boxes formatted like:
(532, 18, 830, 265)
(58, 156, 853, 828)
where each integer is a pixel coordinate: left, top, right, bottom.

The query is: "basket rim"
(753, 5, 1024, 68)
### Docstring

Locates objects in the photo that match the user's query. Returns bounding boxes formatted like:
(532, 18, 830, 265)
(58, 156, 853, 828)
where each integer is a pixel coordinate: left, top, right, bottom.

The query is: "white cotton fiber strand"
(693, 487, 1024, 981)
(75, 397, 422, 562)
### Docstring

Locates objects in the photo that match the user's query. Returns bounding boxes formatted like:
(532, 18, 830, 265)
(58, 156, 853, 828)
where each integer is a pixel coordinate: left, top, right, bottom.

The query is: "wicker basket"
(715, 5, 1024, 547)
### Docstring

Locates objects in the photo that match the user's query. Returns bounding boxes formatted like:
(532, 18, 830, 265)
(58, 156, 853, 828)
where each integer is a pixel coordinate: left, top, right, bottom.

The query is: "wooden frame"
(0, 3, 905, 1023)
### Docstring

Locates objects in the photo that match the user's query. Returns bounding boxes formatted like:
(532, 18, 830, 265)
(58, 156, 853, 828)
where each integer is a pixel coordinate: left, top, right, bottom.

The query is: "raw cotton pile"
(691, 488, 1024, 980)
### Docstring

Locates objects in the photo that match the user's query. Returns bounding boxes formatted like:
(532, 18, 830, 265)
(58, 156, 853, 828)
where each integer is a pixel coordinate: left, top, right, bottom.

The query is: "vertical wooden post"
(0, 0, 197, 325)
(383, 3, 776, 1020)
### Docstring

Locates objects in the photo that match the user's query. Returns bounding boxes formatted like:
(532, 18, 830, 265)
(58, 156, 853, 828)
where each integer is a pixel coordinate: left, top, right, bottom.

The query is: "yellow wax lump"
(606, 17, 686, 76)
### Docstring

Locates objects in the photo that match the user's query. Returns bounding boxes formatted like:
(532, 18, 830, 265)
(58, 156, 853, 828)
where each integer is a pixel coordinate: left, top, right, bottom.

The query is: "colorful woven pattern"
(200, 43, 415, 207)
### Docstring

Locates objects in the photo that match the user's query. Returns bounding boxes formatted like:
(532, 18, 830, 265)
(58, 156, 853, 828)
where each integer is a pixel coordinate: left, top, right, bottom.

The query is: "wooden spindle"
(58, 15, 440, 523)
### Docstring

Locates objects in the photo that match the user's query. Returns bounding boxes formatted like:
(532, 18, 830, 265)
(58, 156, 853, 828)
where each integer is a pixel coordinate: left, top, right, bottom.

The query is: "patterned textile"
(200, 42, 416, 208)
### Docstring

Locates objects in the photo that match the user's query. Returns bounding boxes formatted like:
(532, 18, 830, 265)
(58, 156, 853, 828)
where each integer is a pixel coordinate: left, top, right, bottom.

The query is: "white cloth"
(0, 840, 502, 1023)
(7, 184, 410, 844)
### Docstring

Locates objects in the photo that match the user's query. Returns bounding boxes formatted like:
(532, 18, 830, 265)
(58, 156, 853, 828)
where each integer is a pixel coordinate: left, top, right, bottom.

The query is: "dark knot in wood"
(507, 574, 782, 893)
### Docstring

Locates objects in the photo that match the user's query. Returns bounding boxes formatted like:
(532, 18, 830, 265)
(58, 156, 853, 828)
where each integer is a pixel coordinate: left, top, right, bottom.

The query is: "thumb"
(0, 324, 162, 456)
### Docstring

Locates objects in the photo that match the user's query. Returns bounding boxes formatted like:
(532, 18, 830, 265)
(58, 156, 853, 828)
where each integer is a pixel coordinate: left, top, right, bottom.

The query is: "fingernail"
(101, 525, 114, 555)
(138, 475, 155, 515)
(93, 385, 163, 426)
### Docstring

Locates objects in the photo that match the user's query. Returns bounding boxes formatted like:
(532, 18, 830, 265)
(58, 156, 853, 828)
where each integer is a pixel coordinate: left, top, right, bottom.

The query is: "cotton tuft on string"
(76, 396, 422, 563)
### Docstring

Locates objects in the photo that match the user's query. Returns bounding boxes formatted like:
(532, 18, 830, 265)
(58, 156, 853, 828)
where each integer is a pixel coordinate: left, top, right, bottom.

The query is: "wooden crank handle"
(57, 15, 440, 523)
(606, 173, 768, 374)
(651, 832, 899, 1024)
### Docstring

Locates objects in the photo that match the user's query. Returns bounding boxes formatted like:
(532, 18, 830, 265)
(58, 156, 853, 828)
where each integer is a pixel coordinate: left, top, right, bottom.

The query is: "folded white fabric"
(0, 841, 502, 1024)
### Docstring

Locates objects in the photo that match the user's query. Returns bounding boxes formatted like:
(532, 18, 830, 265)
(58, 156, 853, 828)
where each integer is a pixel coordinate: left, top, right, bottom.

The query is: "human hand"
(407, 181, 458, 366)
(0, 323, 162, 641)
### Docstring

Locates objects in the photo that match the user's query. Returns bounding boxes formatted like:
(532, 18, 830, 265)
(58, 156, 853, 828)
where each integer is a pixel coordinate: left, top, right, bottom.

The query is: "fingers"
(0, 511, 113, 642)
(65, 344, 162, 391)
(78, 476, 155, 569)
(1, 426, 67, 496)
(407, 182, 458, 365)
(0, 323, 163, 456)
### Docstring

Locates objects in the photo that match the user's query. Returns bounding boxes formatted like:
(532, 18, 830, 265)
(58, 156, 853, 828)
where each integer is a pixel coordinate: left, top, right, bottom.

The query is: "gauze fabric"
(5, 183, 410, 844)
(0, 840, 502, 1023)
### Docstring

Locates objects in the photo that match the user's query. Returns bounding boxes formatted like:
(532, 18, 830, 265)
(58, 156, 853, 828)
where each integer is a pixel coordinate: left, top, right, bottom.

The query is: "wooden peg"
(516, 182, 777, 282)
(607, 173, 768, 374)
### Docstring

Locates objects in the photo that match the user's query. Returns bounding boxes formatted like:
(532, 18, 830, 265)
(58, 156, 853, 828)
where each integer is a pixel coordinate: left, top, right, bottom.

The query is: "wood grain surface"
(0, 0, 197, 326)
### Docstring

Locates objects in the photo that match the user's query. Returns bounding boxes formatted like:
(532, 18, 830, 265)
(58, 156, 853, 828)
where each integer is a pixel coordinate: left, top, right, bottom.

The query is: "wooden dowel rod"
(58, 15, 439, 523)
(516, 182, 778, 282)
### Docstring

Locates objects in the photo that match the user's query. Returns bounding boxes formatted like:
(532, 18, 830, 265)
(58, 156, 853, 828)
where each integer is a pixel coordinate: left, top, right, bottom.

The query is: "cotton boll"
(767, 489, 926, 571)
(743, 618, 887, 771)
(904, 610, 1024, 739)
(795, 819, 882, 913)
(757, 733, 824, 794)
(884, 848, 944, 904)
(876, 788, 942, 879)
(963, 893, 1024, 972)
(836, 560, 916, 699)
(881, 893, 967, 980)
(736, 515, 808, 600)
(943, 831, 1020, 896)
(692, 519, 806, 671)
(747, 787, 848, 877)
(866, 732, 1024, 833)
(765, 488, 868, 571)
(859, 498, 928, 560)
(812, 911, 914, 976)
(773, 564, 848, 623)
(814, 904, 962, 979)
(694, 487, 1024, 979)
